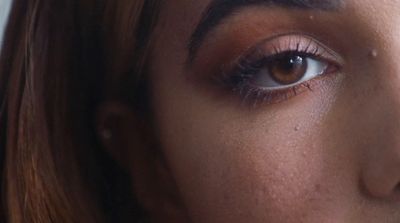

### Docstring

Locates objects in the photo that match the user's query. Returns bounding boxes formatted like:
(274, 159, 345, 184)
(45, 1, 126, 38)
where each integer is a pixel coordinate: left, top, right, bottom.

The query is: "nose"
(362, 143, 400, 200)
(360, 69, 400, 201)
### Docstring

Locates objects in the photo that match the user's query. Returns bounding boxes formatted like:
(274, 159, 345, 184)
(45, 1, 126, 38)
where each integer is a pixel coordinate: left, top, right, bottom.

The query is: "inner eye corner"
(324, 61, 341, 74)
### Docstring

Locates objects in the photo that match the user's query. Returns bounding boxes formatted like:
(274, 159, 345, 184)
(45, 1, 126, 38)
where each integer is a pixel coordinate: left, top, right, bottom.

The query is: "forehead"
(155, 0, 399, 49)
(149, 0, 400, 75)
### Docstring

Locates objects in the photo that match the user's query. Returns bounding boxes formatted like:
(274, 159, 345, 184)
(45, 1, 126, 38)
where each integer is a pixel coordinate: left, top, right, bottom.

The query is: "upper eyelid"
(253, 34, 341, 61)
(224, 34, 343, 76)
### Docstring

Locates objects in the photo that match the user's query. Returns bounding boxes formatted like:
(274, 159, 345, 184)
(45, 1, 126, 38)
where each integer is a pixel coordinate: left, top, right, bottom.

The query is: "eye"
(250, 52, 329, 90)
(218, 34, 342, 105)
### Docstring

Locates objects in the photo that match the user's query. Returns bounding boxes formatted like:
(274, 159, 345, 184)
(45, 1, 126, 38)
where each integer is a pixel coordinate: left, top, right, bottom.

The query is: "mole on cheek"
(368, 49, 378, 59)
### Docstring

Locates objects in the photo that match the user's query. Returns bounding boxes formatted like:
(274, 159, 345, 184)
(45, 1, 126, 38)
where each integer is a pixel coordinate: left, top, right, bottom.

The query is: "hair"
(0, 0, 161, 222)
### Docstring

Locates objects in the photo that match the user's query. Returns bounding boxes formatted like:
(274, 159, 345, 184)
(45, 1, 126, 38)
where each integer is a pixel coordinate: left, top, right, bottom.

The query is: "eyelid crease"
(241, 33, 342, 67)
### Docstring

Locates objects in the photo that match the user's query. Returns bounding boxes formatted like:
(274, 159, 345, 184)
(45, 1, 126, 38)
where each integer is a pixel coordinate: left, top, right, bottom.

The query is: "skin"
(103, 0, 400, 222)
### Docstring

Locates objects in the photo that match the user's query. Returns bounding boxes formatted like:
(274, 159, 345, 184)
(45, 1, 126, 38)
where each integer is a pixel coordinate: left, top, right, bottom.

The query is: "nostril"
(361, 175, 400, 201)
(396, 184, 400, 193)
(394, 184, 400, 201)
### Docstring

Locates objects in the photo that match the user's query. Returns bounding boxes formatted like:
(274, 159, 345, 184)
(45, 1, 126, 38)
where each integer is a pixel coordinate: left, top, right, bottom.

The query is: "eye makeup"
(214, 34, 343, 106)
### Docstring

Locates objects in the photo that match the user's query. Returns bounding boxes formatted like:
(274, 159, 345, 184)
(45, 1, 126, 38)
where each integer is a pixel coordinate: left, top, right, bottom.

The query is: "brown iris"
(268, 55, 307, 85)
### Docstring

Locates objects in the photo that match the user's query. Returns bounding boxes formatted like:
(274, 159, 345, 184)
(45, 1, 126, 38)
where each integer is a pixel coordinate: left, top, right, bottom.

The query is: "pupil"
(269, 55, 307, 85)
(283, 56, 302, 71)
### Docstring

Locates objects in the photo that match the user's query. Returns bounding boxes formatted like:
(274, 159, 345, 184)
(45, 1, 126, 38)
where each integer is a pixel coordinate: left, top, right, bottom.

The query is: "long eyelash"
(217, 36, 335, 107)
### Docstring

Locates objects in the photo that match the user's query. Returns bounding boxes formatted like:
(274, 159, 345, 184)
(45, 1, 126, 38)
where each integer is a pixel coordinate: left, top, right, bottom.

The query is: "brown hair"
(0, 0, 161, 222)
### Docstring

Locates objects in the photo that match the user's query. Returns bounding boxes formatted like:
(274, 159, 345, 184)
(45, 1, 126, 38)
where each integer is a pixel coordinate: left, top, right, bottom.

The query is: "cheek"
(151, 65, 345, 222)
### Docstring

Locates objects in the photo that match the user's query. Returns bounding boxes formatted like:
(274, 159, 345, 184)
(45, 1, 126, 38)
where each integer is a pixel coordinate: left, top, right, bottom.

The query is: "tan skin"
(99, 0, 400, 222)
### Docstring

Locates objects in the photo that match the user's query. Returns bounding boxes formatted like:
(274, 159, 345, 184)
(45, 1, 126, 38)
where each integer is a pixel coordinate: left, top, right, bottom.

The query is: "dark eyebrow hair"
(187, 0, 344, 63)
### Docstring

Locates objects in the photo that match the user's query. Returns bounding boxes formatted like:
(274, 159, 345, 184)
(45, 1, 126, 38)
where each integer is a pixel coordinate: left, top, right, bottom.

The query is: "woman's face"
(147, 0, 400, 222)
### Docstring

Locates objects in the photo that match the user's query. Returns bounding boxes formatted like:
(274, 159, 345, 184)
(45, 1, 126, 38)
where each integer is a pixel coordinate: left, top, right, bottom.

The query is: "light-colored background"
(0, 0, 12, 47)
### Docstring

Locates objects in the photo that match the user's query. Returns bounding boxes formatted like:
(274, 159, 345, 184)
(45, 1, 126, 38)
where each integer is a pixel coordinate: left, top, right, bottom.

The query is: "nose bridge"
(360, 27, 400, 201)
(373, 23, 400, 134)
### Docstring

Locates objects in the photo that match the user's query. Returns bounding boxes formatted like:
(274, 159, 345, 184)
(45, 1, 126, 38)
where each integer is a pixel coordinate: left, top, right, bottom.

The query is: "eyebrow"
(187, 0, 344, 63)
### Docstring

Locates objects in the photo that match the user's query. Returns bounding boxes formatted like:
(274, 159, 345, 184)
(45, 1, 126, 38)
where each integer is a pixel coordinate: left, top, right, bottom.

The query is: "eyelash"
(216, 35, 341, 106)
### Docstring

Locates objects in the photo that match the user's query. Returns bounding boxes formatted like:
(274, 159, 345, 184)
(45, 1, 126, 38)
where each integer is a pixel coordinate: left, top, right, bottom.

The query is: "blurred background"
(0, 0, 12, 47)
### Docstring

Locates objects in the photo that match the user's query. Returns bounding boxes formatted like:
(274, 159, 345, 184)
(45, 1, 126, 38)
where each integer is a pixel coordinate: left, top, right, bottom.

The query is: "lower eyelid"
(236, 71, 337, 107)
